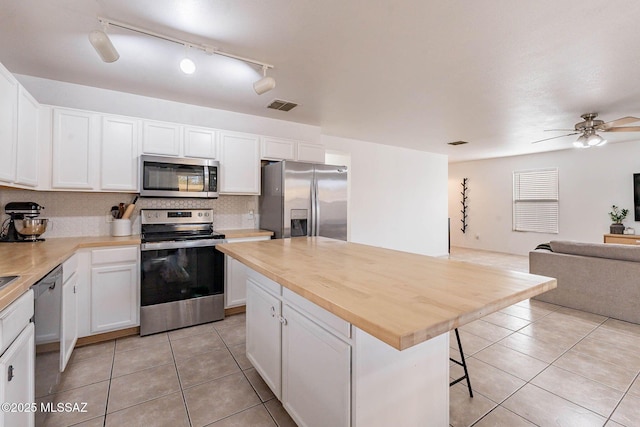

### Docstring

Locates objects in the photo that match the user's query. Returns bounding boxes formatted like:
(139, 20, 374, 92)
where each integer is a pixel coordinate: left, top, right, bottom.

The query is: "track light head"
(89, 29, 119, 63)
(253, 66, 275, 95)
(180, 58, 196, 74)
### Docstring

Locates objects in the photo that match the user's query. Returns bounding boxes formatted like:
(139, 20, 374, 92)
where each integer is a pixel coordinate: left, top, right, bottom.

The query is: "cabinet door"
(142, 120, 181, 156)
(52, 109, 96, 189)
(0, 64, 18, 183)
(225, 256, 248, 308)
(246, 278, 282, 398)
(297, 142, 325, 163)
(219, 131, 261, 194)
(184, 126, 218, 159)
(101, 115, 139, 191)
(282, 305, 351, 427)
(60, 273, 78, 372)
(91, 262, 139, 333)
(15, 86, 39, 187)
(0, 323, 35, 427)
(261, 136, 296, 160)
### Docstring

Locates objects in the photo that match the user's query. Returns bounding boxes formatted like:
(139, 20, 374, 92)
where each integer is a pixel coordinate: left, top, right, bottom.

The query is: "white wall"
(323, 135, 449, 256)
(15, 74, 321, 143)
(449, 140, 640, 255)
(13, 74, 449, 255)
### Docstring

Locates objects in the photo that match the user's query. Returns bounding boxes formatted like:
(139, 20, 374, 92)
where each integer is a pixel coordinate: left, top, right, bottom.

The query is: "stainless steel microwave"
(140, 155, 219, 198)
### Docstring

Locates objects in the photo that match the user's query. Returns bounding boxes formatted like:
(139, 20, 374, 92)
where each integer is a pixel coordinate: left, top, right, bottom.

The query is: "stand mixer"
(0, 202, 48, 242)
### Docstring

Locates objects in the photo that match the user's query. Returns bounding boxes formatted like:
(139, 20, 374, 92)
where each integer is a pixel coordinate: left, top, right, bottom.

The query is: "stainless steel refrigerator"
(259, 161, 348, 240)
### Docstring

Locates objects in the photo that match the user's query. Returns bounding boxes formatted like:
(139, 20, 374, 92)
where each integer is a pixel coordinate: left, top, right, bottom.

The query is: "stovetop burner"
(140, 209, 224, 243)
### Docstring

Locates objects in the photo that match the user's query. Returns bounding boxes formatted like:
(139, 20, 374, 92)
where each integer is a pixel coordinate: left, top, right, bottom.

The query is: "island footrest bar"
(449, 328, 473, 398)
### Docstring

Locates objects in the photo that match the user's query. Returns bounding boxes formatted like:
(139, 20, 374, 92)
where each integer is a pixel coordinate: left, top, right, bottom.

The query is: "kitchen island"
(217, 237, 556, 427)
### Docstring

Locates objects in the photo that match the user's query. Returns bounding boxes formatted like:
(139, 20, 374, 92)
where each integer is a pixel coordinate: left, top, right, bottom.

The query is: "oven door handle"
(141, 239, 225, 251)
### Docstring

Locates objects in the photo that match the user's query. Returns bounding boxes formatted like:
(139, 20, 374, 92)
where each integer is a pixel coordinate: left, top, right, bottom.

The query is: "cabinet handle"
(278, 315, 288, 326)
(7, 365, 14, 382)
(74, 285, 77, 294)
(270, 306, 276, 317)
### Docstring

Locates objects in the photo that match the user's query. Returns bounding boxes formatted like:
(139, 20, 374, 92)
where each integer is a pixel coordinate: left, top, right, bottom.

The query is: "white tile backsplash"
(0, 189, 258, 237)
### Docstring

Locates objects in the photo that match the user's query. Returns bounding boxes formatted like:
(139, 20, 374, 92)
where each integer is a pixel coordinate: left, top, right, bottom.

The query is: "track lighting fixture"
(90, 17, 274, 93)
(253, 66, 276, 95)
(180, 45, 196, 74)
(88, 23, 119, 63)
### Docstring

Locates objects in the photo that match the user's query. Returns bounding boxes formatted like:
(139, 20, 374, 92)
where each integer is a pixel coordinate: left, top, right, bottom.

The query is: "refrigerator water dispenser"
(290, 209, 308, 237)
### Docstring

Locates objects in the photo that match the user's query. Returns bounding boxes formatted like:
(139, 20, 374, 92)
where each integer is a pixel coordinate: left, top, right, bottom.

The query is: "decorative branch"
(460, 178, 468, 234)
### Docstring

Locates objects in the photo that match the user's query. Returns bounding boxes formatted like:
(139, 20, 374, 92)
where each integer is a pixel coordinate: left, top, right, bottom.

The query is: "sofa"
(529, 240, 640, 324)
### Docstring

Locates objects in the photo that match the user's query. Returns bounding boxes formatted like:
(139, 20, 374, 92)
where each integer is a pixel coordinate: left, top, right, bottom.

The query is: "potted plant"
(609, 205, 628, 234)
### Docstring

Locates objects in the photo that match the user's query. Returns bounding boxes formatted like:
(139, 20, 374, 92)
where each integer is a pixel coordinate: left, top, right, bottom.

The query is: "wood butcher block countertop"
(0, 235, 140, 313)
(217, 237, 557, 350)
(220, 229, 274, 239)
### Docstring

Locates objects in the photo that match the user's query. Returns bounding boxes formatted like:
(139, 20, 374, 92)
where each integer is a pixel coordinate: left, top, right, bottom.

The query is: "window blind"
(513, 168, 559, 233)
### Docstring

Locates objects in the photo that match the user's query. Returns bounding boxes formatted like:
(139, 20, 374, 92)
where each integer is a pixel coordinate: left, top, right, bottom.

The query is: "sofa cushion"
(549, 240, 640, 262)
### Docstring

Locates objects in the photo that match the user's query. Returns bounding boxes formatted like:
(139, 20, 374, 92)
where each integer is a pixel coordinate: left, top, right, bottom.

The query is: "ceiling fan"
(531, 113, 640, 148)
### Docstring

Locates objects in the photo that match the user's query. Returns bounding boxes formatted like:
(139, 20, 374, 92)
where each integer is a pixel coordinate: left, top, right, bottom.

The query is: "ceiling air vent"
(447, 140, 469, 146)
(267, 99, 298, 112)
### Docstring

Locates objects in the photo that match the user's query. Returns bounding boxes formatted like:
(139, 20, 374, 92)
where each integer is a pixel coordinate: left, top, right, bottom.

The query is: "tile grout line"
(460, 304, 616, 426)
(167, 331, 195, 427)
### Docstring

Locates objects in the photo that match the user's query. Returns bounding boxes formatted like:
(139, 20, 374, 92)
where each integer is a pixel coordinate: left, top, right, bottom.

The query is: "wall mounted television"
(635, 173, 640, 221)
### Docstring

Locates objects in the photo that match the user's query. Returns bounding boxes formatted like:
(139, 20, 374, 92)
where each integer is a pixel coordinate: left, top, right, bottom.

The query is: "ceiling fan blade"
(531, 132, 579, 144)
(601, 126, 640, 132)
(600, 116, 640, 130)
(544, 129, 576, 132)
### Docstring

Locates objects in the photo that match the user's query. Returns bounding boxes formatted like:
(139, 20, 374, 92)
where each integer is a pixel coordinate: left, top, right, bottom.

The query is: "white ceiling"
(2, 0, 640, 162)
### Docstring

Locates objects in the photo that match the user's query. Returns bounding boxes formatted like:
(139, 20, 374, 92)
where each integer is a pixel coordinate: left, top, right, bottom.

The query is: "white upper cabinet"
(261, 136, 296, 161)
(219, 131, 261, 194)
(101, 115, 139, 191)
(297, 142, 325, 163)
(15, 87, 40, 187)
(0, 63, 18, 183)
(142, 120, 182, 156)
(184, 126, 218, 159)
(261, 136, 325, 164)
(52, 108, 98, 190)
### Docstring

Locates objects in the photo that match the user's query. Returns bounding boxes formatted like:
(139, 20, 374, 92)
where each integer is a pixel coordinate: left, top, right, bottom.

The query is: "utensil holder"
(111, 219, 132, 237)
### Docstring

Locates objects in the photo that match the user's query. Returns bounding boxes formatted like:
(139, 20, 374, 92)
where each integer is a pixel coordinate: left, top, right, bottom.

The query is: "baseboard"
(225, 305, 246, 316)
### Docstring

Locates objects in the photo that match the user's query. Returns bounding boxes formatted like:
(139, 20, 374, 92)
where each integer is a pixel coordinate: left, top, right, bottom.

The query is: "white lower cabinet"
(246, 270, 351, 427)
(0, 293, 35, 427)
(246, 277, 282, 398)
(225, 236, 272, 308)
(282, 305, 351, 427)
(90, 246, 139, 334)
(60, 255, 79, 372)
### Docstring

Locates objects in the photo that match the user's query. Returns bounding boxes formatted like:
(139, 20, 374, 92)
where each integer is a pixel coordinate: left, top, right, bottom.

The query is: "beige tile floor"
(447, 246, 640, 427)
(36, 246, 640, 427)
(35, 313, 297, 427)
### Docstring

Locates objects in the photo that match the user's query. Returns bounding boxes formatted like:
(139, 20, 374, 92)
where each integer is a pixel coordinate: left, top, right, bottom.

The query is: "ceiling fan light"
(88, 30, 119, 63)
(573, 140, 587, 148)
(180, 57, 196, 74)
(587, 133, 604, 146)
(573, 134, 589, 148)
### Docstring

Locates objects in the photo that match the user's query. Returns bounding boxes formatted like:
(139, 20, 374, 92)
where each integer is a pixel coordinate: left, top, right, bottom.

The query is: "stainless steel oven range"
(140, 209, 225, 336)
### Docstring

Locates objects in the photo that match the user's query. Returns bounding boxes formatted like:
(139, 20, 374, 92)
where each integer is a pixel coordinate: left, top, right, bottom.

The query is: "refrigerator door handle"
(314, 176, 320, 236)
(311, 174, 318, 236)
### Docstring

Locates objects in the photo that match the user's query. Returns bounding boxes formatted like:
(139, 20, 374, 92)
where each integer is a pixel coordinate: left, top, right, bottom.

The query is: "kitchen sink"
(0, 276, 19, 290)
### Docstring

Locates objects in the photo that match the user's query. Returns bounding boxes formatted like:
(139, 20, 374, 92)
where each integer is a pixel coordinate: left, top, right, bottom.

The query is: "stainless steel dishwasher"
(31, 265, 62, 400)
